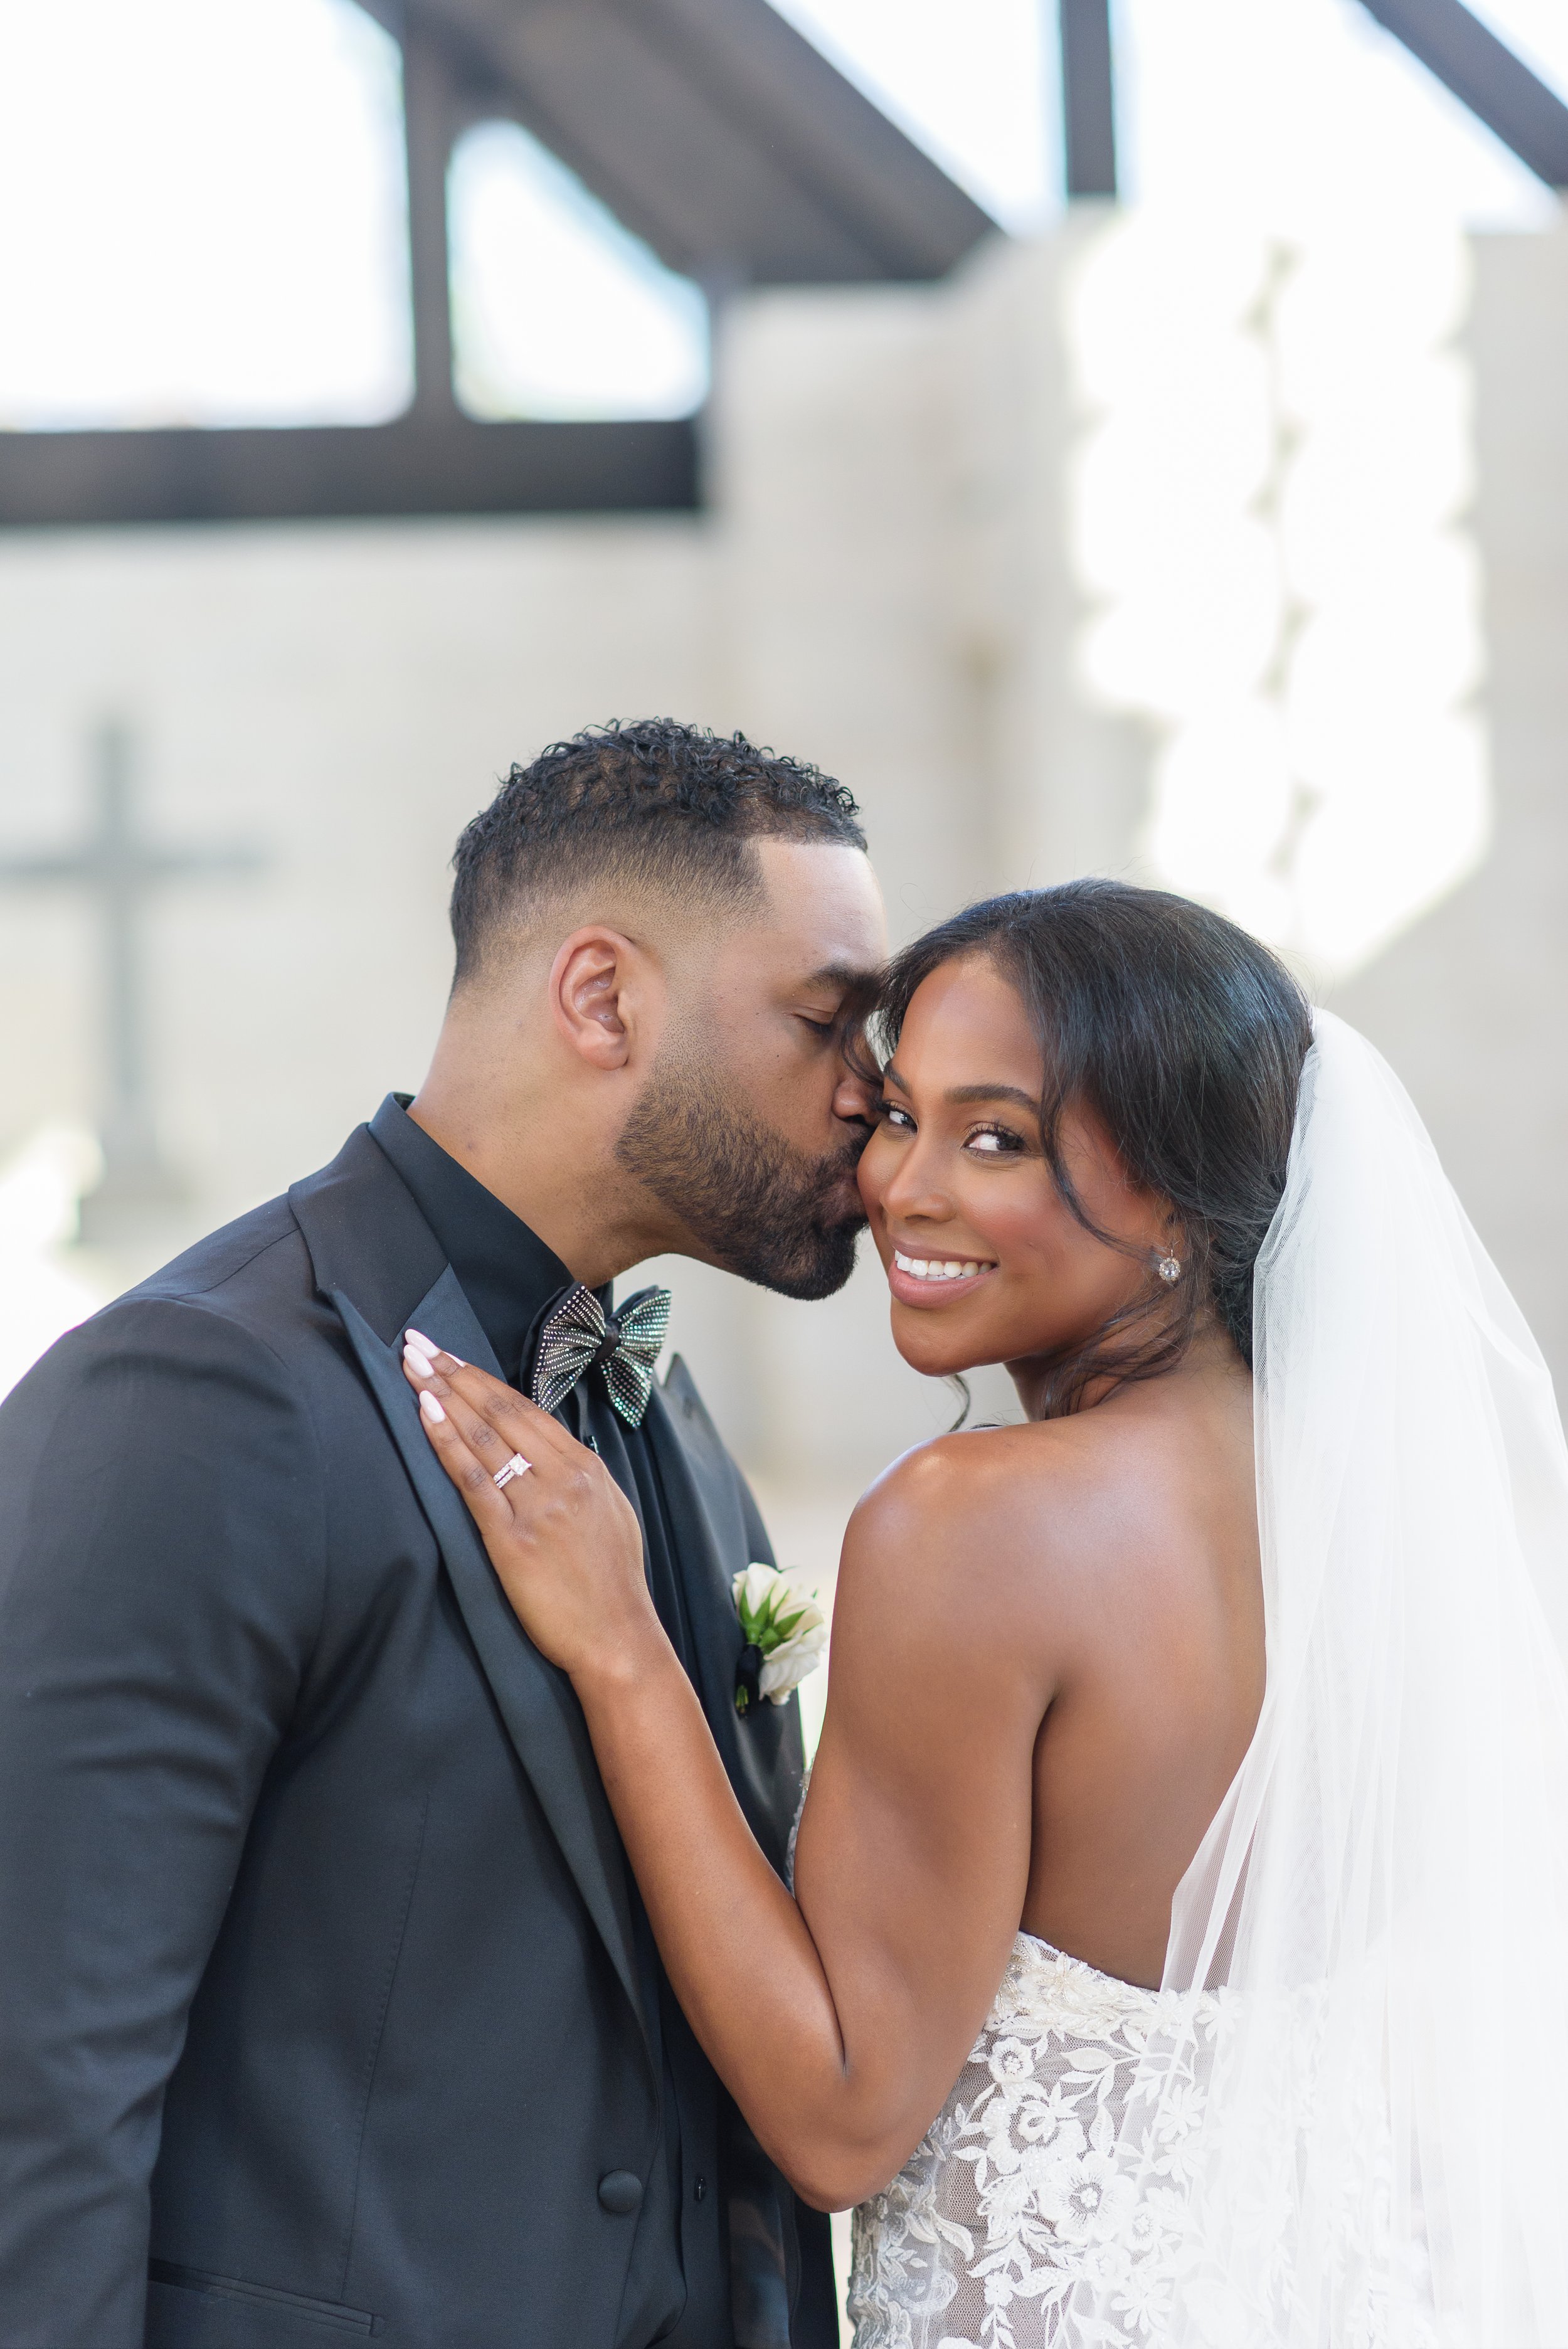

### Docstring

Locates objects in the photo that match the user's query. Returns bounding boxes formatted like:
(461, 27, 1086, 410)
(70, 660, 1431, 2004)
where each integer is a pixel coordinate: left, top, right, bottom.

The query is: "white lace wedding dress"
(846, 1933, 1216, 2349)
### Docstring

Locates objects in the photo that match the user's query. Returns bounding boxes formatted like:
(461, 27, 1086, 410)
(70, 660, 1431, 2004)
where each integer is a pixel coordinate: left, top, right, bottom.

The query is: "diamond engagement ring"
(493, 1453, 532, 1490)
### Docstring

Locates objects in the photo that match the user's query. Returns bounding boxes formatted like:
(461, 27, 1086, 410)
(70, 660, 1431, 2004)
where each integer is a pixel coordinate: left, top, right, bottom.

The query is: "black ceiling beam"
(1059, 0, 1118, 199)
(0, 418, 697, 528)
(388, 0, 993, 284)
(1360, 0, 1568, 186)
(613, 0, 990, 277)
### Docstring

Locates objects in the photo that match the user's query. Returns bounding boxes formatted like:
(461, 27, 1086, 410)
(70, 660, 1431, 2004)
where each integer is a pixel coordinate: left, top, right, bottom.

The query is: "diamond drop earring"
(1157, 1246, 1182, 1285)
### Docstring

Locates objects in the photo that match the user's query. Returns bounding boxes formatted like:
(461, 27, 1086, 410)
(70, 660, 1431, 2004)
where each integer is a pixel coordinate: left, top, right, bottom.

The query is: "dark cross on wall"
(0, 721, 264, 1246)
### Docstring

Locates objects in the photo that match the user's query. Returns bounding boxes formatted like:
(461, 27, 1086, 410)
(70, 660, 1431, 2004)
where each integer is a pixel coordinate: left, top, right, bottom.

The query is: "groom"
(0, 721, 886, 2349)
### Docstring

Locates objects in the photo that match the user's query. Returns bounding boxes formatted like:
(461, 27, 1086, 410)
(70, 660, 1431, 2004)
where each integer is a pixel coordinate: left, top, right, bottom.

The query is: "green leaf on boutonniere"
(731, 1564, 828, 1713)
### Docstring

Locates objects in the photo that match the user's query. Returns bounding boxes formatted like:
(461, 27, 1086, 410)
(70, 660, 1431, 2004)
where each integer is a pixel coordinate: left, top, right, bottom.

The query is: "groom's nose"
(832, 1066, 878, 1132)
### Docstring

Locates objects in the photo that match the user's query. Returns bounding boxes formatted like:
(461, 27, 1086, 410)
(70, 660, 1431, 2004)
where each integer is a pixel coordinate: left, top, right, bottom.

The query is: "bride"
(401, 879, 1568, 2346)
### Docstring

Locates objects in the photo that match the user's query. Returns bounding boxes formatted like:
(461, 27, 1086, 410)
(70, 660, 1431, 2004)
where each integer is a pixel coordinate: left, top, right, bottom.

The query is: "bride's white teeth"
(893, 1249, 993, 1283)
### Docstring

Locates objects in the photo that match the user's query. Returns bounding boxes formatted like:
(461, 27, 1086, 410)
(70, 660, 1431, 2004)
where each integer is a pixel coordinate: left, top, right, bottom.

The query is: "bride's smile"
(886, 1249, 995, 1298)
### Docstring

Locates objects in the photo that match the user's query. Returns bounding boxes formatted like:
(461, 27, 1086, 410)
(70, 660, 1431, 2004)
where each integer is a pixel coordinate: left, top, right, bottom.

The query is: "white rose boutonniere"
(731, 1563, 828, 1716)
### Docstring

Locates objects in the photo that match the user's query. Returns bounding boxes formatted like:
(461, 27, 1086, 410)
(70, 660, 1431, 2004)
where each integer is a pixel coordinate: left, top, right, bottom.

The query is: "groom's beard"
(615, 1051, 868, 1300)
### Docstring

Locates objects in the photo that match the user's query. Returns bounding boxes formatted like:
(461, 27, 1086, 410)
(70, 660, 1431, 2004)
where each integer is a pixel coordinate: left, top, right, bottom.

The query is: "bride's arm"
(405, 1344, 1053, 2212)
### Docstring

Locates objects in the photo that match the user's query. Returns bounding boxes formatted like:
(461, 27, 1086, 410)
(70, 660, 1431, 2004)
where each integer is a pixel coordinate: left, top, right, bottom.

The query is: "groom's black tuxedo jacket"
(0, 1104, 836, 2349)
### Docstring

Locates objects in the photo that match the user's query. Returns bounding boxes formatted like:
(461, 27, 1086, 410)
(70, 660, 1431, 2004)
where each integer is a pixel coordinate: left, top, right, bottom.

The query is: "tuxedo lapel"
(289, 1142, 649, 2064)
(645, 1357, 807, 2345)
(644, 1357, 806, 1880)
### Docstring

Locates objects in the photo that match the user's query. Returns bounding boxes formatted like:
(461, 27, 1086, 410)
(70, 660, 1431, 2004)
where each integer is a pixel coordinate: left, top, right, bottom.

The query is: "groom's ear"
(548, 926, 658, 1073)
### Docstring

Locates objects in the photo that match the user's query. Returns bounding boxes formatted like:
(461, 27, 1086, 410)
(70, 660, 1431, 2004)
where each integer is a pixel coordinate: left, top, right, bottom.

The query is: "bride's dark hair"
(867, 879, 1313, 1418)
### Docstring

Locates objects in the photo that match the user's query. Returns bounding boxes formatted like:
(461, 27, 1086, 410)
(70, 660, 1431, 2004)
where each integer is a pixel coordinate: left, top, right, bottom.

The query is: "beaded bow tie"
(530, 1282, 672, 1428)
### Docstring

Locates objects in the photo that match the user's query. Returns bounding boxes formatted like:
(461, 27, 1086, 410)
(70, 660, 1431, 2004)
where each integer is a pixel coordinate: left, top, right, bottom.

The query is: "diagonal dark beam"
(1059, 0, 1118, 200)
(1359, 0, 1568, 186)
(383, 0, 993, 284)
(618, 0, 992, 276)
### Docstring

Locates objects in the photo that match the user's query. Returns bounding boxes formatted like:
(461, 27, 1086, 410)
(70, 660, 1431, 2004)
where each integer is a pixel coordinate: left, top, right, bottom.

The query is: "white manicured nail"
(418, 1387, 445, 1424)
(405, 1344, 435, 1380)
(407, 1328, 467, 1368)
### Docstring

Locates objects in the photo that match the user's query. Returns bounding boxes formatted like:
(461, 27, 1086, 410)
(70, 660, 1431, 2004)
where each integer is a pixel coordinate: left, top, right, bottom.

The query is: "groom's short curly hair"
(449, 718, 867, 987)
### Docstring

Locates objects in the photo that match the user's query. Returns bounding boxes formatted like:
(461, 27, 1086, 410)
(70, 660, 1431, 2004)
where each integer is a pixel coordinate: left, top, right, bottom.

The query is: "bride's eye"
(966, 1123, 1024, 1157)
(877, 1101, 915, 1132)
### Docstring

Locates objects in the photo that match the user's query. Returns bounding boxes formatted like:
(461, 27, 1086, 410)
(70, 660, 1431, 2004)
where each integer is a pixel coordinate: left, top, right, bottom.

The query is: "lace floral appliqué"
(847, 1935, 1219, 2349)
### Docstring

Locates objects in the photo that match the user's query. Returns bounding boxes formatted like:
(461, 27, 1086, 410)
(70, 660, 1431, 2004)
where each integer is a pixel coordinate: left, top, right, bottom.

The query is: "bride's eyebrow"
(880, 1066, 1041, 1115)
(945, 1083, 1039, 1112)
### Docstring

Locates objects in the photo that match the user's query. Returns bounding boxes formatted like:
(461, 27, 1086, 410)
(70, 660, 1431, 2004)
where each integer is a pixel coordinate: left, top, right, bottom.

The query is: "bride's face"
(856, 953, 1170, 1384)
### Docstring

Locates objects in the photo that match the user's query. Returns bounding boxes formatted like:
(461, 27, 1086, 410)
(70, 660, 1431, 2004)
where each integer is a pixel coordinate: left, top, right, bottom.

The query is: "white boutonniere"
(731, 1563, 828, 1716)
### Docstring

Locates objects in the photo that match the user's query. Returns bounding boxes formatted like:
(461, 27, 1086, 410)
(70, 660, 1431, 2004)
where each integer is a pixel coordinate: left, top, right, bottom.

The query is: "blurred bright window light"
(447, 124, 709, 423)
(1116, 0, 1557, 232)
(1071, 0, 1559, 984)
(0, 0, 411, 430)
(764, 0, 1057, 232)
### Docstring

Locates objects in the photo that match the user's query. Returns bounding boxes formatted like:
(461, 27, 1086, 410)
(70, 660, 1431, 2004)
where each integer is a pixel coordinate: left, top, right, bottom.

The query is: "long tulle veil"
(1074, 1009, 1568, 2345)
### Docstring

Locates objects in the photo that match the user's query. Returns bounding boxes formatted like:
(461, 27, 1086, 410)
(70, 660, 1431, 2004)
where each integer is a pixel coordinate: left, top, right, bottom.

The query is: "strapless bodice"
(847, 1932, 1219, 2347)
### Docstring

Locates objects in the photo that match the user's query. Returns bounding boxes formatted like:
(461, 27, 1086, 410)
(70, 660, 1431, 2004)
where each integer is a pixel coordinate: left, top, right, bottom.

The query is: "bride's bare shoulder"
(822, 1419, 1142, 1729)
(837, 1414, 1131, 1628)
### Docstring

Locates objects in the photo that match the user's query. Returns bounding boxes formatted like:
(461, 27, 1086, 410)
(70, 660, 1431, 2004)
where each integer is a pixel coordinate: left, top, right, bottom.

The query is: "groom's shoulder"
(0, 1192, 319, 1478)
(109, 1192, 315, 1352)
(0, 1197, 320, 1434)
(136, 1193, 304, 1305)
(55, 1116, 385, 1377)
(107, 1115, 391, 1343)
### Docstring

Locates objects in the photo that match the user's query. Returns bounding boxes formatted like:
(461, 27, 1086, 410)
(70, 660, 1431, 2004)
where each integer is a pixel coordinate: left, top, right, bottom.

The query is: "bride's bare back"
(1017, 1356, 1263, 1985)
